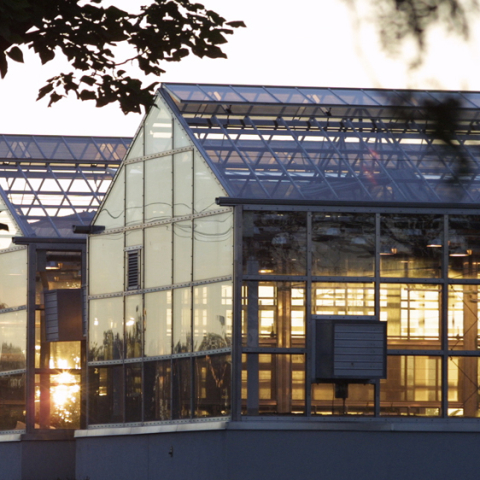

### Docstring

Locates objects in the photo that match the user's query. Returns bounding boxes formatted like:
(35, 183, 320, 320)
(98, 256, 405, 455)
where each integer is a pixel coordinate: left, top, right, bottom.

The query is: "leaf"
(79, 89, 96, 101)
(37, 83, 54, 100)
(225, 20, 246, 28)
(0, 53, 7, 78)
(80, 75, 96, 86)
(6, 46, 24, 63)
(48, 92, 63, 107)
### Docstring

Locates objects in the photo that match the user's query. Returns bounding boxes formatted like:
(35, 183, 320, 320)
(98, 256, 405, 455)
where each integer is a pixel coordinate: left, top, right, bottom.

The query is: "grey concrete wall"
(75, 428, 480, 480)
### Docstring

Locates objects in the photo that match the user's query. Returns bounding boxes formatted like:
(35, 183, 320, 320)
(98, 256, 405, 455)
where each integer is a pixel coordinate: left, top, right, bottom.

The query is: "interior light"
(427, 237, 442, 248)
(380, 246, 397, 255)
(126, 319, 135, 327)
(449, 247, 473, 257)
(46, 261, 60, 270)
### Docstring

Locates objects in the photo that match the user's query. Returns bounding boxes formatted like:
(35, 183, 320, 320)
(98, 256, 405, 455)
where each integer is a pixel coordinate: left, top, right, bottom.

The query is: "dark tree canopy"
(0, 0, 245, 113)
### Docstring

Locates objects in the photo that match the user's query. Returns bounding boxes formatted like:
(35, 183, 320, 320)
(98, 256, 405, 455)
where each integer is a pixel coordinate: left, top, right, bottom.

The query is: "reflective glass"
(299, 88, 346, 105)
(173, 119, 191, 148)
(0, 373, 25, 430)
(335, 89, 380, 105)
(243, 211, 307, 275)
(173, 221, 192, 284)
(145, 290, 172, 357)
(0, 199, 21, 249)
(125, 363, 142, 422)
(448, 357, 480, 417)
(172, 358, 191, 419)
(381, 214, 443, 278)
(173, 288, 192, 353)
(88, 365, 124, 424)
(312, 283, 374, 316)
(243, 282, 306, 348)
(89, 297, 123, 361)
(448, 285, 480, 350)
(380, 356, 442, 417)
(125, 295, 142, 359)
(145, 155, 172, 222)
(312, 213, 375, 277)
(125, 162, 143, 226)
(89, 233, 124, 295)
(194, 354, 231, 417)
(145, 225, 172, 288)
(0, 249, 27, 309)
(380, 284, 441, 349)
(232, 86, 277, 103)
(173, 151, 193, 216)
(193, 212, 233, 281)
(144, 360, 171, 421)
(166, 84, 212, 102)
(201, 85, 244, 103)
(193, 152, 225, 214)
(193, 282, 233, 351)
(95, 166, 125, 229)
(144, 100, 173, 155)
(125, 127, 144, 160)
(48, 342, 81, 369)
(448, 215, 480, 279)
(268, 88, 312, 104)
(0, 310, 26, 372)
(311, 383, 374, 416)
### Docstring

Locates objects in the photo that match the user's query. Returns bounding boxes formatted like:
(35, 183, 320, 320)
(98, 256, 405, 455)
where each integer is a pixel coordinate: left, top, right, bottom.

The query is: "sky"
(1, 0, 480, 137)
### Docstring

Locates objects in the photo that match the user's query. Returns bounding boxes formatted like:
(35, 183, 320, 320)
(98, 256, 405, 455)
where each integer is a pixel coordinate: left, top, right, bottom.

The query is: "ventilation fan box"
(44, 289, 84, 342)
(315, 319, 386, 382)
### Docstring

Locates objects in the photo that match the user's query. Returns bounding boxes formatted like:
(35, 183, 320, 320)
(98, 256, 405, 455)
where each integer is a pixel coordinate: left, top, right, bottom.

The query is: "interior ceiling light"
(449, 248, 473, 257)
(427, 237, 442, 247)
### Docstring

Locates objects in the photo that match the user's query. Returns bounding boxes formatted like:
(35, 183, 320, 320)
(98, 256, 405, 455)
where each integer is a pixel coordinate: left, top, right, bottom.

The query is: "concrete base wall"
(75, 426, 480, 480)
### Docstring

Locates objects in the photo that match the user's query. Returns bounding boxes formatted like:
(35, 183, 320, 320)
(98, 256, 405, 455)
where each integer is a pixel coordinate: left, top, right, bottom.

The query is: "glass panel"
(448, 357, 480, 417)
(0, 310, 26, 372)
(173, 119, 191, 148)
(193, 282, 232, 351)
(194, 354, 231, 417)
(48, 342, 81, 369)
(311, 383, 374, 415)
(172, 358, 191, 419)
(193, 152, 225, 214)
(88, 365, 124, 424)
(145, 290, 172, 357)
(95, 166, 125, 229)
(144, 99, 173, 155)
(145, 225, 172, 288)
(173, 221, 192, 284)
(125, 126, 144, 160)
(201, 85, 244, 103)
(125, 363, 142, 423)
(312, 283, 375, 316)
(268, 87, 312, 104)
(380, 356, 442, 416)
(243, 282, 306, 348)
(299, 88, 346, 104)
(173, 288, 191, 354)
(312, 213, 375, 277)
(0, 249, 27, 309)
(89, 297, 123, 362)
(243, 211, 307, 275)
(193, 212, 233, 281)
(380, 214, 443, 278)
(145, 155, 172, 222)
(144, 360, 171, 421)
(448, 285, 480, 350)
(232, 86, 277, 103)
(89, 233, 124, 295)
(335, 89, 380, 105)
(0, 198, 21, 249)
(125, 295, 142, 359)
(448, 215, 480, 279)
(125, 229, 142, 247)
(0, 373, 25, 430)
(173, 151, 193, 216)
(125, 162, 143, 226)
(166, 84, 212, 102)
(381, 284, 441, 349)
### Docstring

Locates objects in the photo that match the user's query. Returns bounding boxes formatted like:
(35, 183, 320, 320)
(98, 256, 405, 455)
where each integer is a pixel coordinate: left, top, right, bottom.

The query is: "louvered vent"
(127, 250, 141, 290)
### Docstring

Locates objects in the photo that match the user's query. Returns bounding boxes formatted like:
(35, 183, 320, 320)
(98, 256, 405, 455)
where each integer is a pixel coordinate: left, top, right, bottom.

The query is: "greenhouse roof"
(161, 83, 480, 204)
(0, 135, 130, 238)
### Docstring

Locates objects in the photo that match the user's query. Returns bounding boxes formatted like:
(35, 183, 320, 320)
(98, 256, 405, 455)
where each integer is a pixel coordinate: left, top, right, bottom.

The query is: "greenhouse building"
(3, 84, 480, 479)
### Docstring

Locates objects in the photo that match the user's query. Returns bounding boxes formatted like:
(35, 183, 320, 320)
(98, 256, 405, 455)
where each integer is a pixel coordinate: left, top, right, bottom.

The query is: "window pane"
(125, 126, 144, 160)
(145, 290, 172, 357)
(448, 285, 480, 350)
(125, 295, 142, 359)
(0, 310, 26, 372)
(88, 365, 124, 424)
(193, 212, 233, 281)
(125, 363, 142, 423)
(173, 221, 192, 284)
(381, 284, 441, 349)
(173, 119, 191, 149)
(173, 288, 191, 353)
(0, 249, 27, 309)
(144, 360, 171, 421)
(194, 354, 231, 417)
(145, 155, 172, 222)
(381, 214, 443, 278)
(243, 211, 307, 275)
(144, 100, 172, 155)
(448, 215, 480, 279)
(312, 283, 374, 316)
(448, 357, 480, 417)
(145, 225, 172, 288)
(125, 162, 143, 226)
(193, 152, 225, 214)
(89, 297, 123, 361)
(172, 358, 191, 419)
(312, 213, 374, 277)
(380, 356, 442, 417)
(95, 167, 125, 229)
(311, 383, 374, 416)
(193, 282, 232, 352)
(173, 151, 192, 216)
(0, 373, 25, 430)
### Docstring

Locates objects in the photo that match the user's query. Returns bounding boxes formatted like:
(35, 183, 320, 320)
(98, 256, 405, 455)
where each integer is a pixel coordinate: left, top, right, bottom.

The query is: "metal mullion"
(441, 214, 449, 418)
(306, 211, 312, 417)
(374, 213, 381, 416)
(245, 116, 306, 199)
(77, 167, 103, 206)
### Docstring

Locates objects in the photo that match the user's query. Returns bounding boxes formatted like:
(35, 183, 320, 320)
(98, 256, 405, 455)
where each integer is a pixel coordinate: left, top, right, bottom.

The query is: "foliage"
(0, 0, 245, 113)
